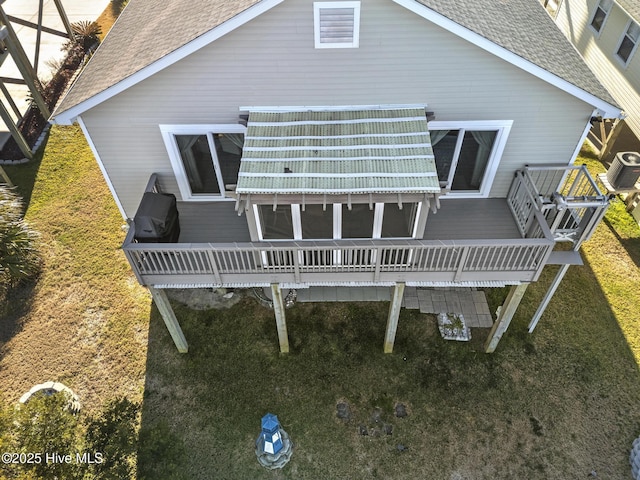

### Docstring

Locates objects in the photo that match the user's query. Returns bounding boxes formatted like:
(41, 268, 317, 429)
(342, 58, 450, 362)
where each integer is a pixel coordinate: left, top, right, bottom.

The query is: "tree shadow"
(2, 146, 45, 212)
(603, 216, 640, 269)
(110, 0, 129, 17)
(135, 277, 640, 479)
(0, 278, 38, 345)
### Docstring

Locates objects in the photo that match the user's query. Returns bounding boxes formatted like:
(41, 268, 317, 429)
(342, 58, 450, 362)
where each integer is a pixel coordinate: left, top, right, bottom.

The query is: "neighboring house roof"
(52, 0, 620, 124)
(236, 107, 440, 195)
(616, 0, 640, 22)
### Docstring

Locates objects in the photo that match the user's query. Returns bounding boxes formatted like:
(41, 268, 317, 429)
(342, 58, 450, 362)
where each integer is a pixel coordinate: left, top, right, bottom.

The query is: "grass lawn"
(2, 122, 640, 479)
(136, 146, 640, 479)
(0, 125, 150, 410)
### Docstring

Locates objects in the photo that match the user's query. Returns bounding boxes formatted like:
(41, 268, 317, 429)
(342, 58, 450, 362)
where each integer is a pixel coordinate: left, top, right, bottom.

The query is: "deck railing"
(508, 165, 609, 243)
(122, 227, 554, 287)
(123, 172, 557, 287)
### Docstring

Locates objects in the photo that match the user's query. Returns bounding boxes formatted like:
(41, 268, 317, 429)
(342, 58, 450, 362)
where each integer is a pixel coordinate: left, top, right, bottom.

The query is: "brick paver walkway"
(296, 286, 494, 327)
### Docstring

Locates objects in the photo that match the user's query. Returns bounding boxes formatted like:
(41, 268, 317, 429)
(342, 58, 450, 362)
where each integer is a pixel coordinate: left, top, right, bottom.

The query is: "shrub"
(0, 186, 39, 293)
(68, 20, 102, 52)
(11, 392, 80, 479)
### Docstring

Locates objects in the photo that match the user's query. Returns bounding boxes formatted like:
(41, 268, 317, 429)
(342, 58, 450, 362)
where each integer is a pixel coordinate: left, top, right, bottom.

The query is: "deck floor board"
(175, 198, 521, 243)
(423, 198, 521, 240)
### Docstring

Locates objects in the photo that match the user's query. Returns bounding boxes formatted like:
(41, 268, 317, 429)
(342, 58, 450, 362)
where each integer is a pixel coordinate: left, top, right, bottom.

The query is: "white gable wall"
(80, 0, 595, 217)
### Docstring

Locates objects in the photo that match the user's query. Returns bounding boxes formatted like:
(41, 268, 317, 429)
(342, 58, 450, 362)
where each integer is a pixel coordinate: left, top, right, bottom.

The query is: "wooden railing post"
(207, 249, 222, 285)
(454, 246, 470, 282)
(374, 246, 382, 282)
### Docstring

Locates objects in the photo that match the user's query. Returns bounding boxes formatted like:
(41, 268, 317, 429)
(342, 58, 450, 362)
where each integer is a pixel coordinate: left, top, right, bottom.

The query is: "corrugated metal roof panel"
(236, 107, 440, 195)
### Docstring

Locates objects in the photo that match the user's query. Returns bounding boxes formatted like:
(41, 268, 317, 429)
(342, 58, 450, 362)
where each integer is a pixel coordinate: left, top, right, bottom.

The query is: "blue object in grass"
(259, 413, 283, 455)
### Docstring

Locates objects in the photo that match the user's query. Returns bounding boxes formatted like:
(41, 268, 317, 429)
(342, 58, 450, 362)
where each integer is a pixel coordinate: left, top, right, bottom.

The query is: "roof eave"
(50, 0, 285, 125)
(392, 0, 623, 119)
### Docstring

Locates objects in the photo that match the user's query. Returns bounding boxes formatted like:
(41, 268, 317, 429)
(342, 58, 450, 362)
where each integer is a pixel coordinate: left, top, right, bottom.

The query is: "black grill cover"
(134, 192, 180, 242)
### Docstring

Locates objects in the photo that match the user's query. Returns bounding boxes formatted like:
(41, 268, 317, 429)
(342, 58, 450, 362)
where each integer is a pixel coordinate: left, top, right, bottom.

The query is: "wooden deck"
(177, 201, 251, 243)
(175, 198, 520, 244)
(423, 198, 520, 240)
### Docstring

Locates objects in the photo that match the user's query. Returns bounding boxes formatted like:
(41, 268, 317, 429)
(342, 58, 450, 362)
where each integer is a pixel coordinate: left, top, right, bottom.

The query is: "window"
(616, 21, 640, 65)
(258, 205, 294, 239)
(429, 121, 512, 197)
(590, 0, 613, 34)
(160, 125, 246, 201)
(314, 2, 360, 48)
(254, 202, 421, 241)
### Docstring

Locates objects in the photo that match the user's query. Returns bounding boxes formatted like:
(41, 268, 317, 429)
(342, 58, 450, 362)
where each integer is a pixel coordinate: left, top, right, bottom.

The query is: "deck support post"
(271, 284, 289, 353)
(149, 287, 188, 353)
(599, 118, 624, 162)
(528, 264, 570, 333)
(484, 283, 529, 353)
(384, 282, 405, 354)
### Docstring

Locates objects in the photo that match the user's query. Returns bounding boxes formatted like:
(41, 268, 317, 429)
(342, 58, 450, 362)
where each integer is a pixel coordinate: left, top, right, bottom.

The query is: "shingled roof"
(53, 0, 618, 122)
(413, 0, 616, 106)
(54, 0, 267, 118)
(616, 0, 640, 21)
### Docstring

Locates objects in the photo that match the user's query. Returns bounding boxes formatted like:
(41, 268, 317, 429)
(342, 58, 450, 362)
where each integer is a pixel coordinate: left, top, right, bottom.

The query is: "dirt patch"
(165, 288, 245, 310)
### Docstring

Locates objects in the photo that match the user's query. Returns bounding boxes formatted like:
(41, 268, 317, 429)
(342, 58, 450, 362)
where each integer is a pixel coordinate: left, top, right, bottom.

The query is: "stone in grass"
(383, 423, 393, 435)
(336, 401, 351, 422)
(395, 403, 408, 418)
(359, 424, 368, 436)
(396, 444, 408, 452)
(370, 408, 383, 424)
(437, 312, 471, 341)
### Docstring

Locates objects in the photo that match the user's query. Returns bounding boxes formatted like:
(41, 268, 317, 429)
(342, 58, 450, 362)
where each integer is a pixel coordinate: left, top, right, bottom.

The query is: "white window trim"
(313, 1, 361, 49)
(159, 124, 247, 201)
(428, 120, 513, 199)
(615, 19, 640, 68)
(588, 0, 613, 36)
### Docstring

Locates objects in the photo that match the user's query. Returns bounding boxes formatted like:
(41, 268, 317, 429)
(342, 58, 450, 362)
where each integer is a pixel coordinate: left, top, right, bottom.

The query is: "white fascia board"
(52, 0, 285, 125)
(392, 0, 622, 119)
(240, 104, 429, 112)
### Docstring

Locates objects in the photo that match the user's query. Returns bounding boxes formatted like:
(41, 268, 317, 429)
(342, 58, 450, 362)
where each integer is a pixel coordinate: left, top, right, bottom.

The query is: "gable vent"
(314, 2, 360, 48)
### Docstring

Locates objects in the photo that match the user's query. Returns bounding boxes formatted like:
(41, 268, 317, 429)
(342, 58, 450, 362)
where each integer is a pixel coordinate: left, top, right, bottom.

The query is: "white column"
(149, 287, 188, 353)
(484, 283, 528, 353)
(271, 284, 290, 353)
(384, 283, 405, 354)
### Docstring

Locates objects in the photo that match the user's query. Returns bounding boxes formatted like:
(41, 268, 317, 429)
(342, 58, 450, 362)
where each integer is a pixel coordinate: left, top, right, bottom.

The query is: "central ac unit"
(606, 152, 640, 190)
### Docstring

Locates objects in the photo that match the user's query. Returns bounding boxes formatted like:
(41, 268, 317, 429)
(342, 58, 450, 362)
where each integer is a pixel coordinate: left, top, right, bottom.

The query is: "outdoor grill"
(133, 192, 180, 243)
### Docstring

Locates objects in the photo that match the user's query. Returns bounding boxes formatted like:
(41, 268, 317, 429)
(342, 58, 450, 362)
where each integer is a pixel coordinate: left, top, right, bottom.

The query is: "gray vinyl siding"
(81, 0, 594, 218)
(555, 0, 640, 137)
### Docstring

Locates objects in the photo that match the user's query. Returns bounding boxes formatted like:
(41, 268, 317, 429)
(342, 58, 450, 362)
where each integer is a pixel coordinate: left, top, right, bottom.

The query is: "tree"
(83, 398, 139, 479)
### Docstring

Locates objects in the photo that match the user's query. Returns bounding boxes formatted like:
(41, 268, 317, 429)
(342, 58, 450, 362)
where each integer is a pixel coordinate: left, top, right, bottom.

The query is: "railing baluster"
(123, 236, 554, 285)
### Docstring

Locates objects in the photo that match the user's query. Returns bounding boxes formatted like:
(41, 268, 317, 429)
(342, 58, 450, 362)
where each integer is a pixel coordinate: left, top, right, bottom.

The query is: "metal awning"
(234, 107, 440, 209)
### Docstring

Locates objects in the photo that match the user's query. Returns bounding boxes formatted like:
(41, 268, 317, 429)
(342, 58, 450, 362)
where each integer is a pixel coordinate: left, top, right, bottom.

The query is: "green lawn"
(2, 127, 640, 479)
(0, 125, 150, 411)
(138, 146, 640, 479)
